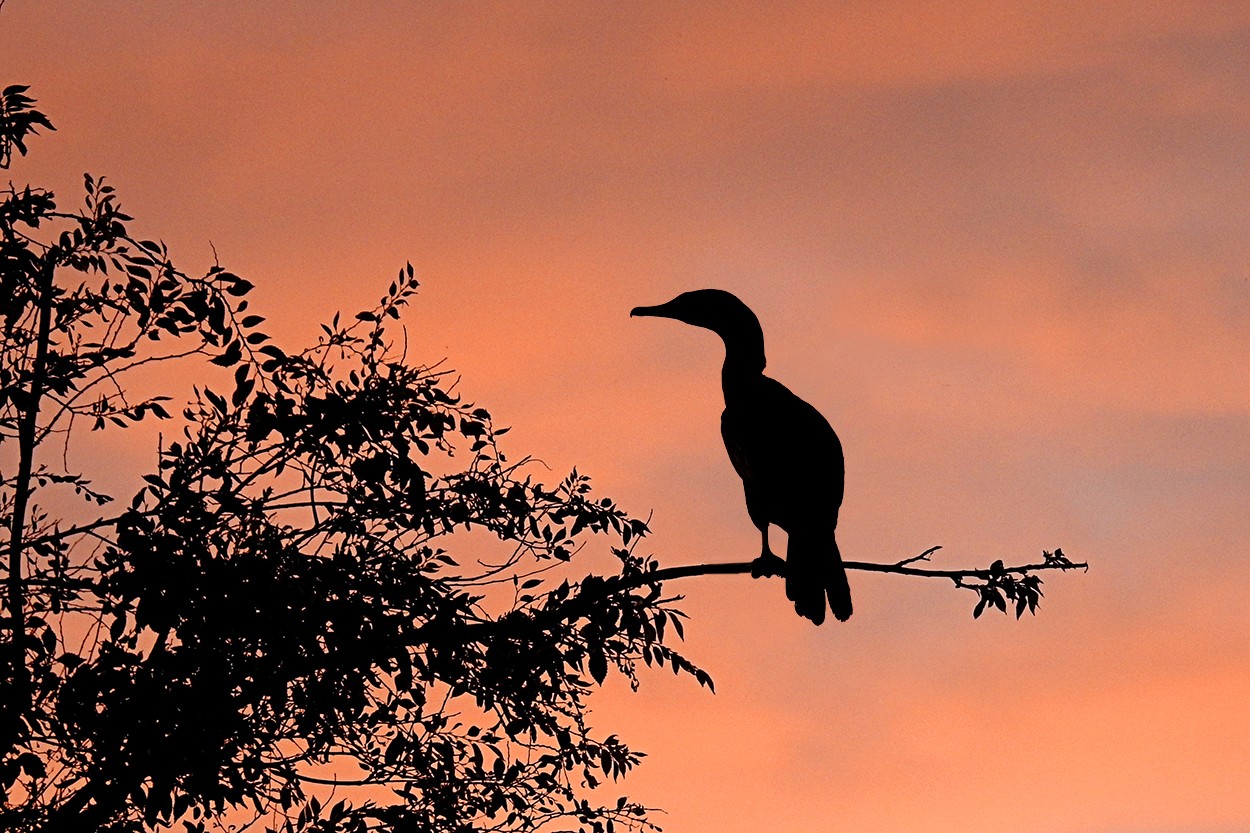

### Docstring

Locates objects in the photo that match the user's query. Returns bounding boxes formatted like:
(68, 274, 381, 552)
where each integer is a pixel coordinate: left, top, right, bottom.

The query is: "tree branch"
(604, 547, 1087, 596)
(449, 547, 1087, 645)
(5, 256, 56, 755)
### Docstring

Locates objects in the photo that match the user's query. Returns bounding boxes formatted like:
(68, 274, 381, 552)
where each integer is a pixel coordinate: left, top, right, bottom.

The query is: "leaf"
(589, 648, 608, 684)
(204, 388, 228, 413)
(224, 278, 254, 296)
(232, 376, 255, 408)
(57, 652, 84, 670)
(210, 339, 242, 367)
(16, 752, 45, 780)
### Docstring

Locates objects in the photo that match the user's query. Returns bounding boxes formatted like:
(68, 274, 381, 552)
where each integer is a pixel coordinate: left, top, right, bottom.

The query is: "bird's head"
(631, 289, 766, 372)
(630, 289, 757, 336)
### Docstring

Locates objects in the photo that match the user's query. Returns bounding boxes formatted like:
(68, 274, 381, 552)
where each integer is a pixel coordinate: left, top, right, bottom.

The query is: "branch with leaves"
(592, 546, 1087, 620)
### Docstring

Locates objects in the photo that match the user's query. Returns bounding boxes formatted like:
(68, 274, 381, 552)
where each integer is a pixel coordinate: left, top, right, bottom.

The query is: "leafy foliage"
(2, 87, 705, 833)
(0, 85, 53, 169)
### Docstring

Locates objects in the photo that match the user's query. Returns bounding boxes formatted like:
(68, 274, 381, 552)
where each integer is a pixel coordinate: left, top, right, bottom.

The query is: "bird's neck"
(719, 327, 766, 399)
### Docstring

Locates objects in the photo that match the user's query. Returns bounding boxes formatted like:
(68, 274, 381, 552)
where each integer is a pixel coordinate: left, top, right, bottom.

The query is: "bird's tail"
(786, 526, 853, 625)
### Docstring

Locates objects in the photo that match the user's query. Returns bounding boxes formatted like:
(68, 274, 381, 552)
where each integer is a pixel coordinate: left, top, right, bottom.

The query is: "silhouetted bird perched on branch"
(631, 289, 852, 624)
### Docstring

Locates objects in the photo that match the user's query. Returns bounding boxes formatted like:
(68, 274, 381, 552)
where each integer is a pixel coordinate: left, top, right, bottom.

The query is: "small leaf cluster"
(964, 557, 1052, 619)
(0, 85, 53, 168)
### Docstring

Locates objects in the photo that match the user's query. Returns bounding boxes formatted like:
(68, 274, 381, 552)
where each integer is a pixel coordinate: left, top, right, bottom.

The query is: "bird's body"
(631, 289, 852, 624)
(721, 374, 850, 623)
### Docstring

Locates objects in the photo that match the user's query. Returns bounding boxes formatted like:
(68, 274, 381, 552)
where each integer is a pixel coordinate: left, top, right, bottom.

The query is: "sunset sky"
(6, 2, 1250, 831)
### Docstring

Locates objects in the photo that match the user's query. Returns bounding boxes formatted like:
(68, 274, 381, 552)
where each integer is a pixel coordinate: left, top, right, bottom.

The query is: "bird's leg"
(750, 527, 787, 578)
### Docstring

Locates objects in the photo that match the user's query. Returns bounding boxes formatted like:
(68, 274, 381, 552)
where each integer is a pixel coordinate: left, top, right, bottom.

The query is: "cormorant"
(631, 289, 852, 624)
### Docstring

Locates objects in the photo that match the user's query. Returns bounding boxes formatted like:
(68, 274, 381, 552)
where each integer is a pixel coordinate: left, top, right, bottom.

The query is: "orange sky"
(6, 2, 1250, 831)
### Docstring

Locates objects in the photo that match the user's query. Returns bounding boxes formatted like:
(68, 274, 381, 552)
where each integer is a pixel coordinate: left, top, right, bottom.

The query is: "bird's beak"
(630, 301, 676, 319)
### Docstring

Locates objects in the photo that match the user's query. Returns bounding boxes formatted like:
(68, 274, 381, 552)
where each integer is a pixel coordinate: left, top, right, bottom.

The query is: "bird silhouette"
(631, 289, 852, 624)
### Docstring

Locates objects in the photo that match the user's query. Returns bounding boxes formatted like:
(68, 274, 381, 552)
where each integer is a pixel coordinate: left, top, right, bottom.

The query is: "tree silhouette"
(0, 87, 1085, 833)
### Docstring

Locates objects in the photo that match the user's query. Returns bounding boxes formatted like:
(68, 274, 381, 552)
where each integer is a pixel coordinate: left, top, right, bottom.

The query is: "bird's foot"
(750, 552, 787, 578)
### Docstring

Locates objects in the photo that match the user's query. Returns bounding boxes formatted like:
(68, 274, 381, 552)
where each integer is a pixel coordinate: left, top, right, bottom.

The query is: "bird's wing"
(720, 411, 754, 481)
(726, 376, 843, 509)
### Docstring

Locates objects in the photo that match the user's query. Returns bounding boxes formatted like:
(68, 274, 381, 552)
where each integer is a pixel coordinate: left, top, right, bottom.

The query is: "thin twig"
(894, 544, 942, 567)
